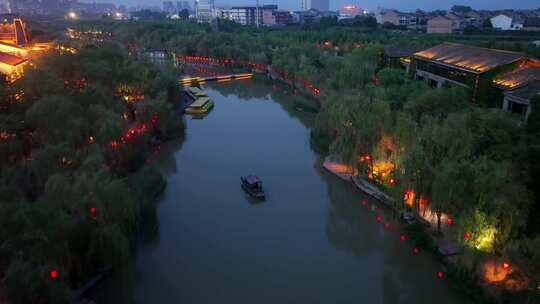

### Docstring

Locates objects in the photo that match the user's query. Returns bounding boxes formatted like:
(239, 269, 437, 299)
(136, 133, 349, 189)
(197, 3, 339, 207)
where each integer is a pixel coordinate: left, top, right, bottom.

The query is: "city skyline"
(84, 0, 540, 11)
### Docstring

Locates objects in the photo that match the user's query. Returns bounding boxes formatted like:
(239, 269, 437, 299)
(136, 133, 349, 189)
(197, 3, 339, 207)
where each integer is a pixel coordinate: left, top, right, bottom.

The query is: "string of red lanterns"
(178, 54, 321, 96)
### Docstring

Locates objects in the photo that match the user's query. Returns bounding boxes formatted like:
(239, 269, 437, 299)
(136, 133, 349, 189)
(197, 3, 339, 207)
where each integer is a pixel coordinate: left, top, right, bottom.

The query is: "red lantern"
(437, 271, 444, 279)
(463, 232, 471, 240)
(399, 234, 406, 241)
(446, 217, 453, 225)
(50, 270, 58, 279)
(89, 207, 96, 213)
(375, 215, 382, 222)
(502, 262, 510, 269)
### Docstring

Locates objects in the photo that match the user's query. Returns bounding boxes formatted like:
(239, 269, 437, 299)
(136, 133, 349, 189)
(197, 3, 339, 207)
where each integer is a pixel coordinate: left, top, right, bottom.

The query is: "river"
(91, 78, 468, 304)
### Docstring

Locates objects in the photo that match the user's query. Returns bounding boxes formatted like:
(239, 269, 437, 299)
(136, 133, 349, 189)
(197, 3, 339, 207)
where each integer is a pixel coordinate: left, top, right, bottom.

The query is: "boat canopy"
(244, 175, 262, 185)
(189, 97, 210, 107)
(188, 87, 206, 96)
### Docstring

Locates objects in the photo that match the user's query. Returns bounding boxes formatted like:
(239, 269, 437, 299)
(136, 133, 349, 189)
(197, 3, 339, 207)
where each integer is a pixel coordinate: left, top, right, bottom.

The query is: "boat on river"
(186, 86, 207, 99)
(241, 175, 265, 199)
(184, 87, 215, 114)
(185, 96, 214, 114)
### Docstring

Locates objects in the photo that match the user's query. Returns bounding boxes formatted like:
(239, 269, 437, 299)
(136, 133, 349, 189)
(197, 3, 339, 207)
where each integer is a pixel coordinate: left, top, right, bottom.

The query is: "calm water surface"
(93, 80, 467, 304)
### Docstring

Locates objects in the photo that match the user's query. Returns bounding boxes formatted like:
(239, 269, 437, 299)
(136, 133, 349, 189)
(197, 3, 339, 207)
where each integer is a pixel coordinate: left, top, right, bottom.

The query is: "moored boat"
(241, 175, 265, 199)
(185, 96, 214, 114)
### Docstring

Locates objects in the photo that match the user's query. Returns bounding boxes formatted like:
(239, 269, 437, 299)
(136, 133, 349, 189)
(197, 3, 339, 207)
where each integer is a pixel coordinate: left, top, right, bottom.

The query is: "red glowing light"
(50, 270, 58, 279)
(372, 77, 380, 86)
(399, 234, 407, 241)
(413, 247, 419, 254)
(89, 207, 96, 213)
(437, 271, 444, 279)
(446, 218, 453, 225)
(384, 223, 391, 229)
(502, 262, 510, 269)
(390, 178, 395, 185)
(375, 215, 382, 222)
(463, 232, 471, 240)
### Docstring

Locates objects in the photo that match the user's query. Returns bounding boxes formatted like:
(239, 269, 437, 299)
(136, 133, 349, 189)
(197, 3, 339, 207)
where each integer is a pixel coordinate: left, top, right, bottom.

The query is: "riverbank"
(321, 157, 533, 303)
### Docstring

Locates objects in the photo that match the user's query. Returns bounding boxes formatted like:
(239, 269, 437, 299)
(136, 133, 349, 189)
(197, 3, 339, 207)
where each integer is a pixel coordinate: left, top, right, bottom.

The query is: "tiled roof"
(413, 42, 524, 74)
(384, 45, 426, 58)
(505, 81, 540, 101)
(493, 59, 540, 89)
(0, 51, 26, 66)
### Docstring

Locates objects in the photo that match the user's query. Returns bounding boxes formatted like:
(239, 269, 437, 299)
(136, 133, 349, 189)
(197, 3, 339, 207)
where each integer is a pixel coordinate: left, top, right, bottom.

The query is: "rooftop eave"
(414, 55, 523, 75)
(414, 55, 482, 74)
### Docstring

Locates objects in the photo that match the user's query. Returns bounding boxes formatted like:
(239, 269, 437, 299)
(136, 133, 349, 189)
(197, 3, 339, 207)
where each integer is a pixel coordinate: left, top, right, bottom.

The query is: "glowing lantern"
(437, 271, 444, 279)
(50, 270, 58, 279)
(375, 215, 382, 222)
(390, 178, 395, 185)
(502, 262, 510, 269)
(399, 234, 406, 241)
(463, 232, 471, 240)
(446, 217, 453, 225)
(89, 207, 96, 213)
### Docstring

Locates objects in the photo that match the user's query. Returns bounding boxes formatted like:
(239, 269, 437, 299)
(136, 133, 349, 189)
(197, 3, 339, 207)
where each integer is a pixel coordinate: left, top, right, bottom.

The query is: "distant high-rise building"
(195, 0, 214, 22)
(300, 0, 307, 11)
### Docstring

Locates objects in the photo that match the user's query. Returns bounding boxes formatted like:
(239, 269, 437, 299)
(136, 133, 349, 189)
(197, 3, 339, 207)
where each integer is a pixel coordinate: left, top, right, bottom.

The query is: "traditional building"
(0, 15, 28, 46)
(412, 42, 525, 106)
(0, 50, 27, 82)
(382, 45, 425, 71)
(502, 81, 540, 121)
(493, 59, 540, 121)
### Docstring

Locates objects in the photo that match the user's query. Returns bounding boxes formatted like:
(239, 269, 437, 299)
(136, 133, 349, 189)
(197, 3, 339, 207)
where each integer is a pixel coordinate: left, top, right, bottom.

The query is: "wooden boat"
(185, 97, 214, 114)
(241, 175, 265, 199)
(186, 86, 207, 99)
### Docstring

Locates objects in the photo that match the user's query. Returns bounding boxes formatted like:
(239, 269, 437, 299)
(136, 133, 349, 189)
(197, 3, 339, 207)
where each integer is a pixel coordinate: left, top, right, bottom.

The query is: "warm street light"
(68, 12, 78, 19)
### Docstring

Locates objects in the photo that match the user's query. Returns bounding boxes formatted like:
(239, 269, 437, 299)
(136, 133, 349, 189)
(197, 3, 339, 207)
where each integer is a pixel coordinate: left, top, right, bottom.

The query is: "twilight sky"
(90, 0, 539, 11)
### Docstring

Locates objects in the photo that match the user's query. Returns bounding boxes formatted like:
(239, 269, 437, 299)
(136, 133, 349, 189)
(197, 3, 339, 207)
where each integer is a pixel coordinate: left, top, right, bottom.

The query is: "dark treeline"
(0, 43, 183, 302)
